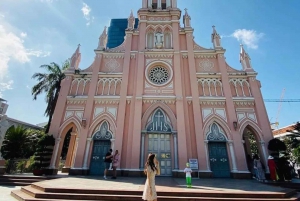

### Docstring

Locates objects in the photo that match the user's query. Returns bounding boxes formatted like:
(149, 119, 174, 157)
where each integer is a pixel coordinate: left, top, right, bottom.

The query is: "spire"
(183, 8, 191, 28)
(70, 44, 81, 70)
(240, 44, 253, 71)
(127, 10, 135, 30)
(98, 26, 107, 50)
(211, 25, 222, 49)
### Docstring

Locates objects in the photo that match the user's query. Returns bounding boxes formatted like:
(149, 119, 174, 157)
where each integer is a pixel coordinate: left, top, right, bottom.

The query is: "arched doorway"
(143, 108, 174, 176)
(207, 123, 231, 178)
(89, 121, 113, 175)
(242, 125, 263, 172)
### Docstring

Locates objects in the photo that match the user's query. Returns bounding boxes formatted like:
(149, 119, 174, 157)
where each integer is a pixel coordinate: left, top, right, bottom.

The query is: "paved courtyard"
(37, 176, 288, 194)
(0, 186, 20, 201)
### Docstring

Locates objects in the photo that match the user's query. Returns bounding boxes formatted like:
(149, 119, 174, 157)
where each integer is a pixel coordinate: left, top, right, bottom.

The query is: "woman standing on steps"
(142, 153, 160, 201)
(111, 150, 120, 179)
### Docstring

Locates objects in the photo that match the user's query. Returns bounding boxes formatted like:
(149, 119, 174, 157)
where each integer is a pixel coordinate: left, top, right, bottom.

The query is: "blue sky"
(0, 0, 299, 128)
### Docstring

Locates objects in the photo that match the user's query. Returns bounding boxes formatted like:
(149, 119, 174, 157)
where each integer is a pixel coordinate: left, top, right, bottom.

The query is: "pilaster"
(172, 20, 188, 170)
(217, 54, 248, 171)
(130, 22, 147, 169)
(115, 31, 133, 168)
(185, 31, 208, 171)
(62, 132, 77, 173)
(72, 53, 103, 168)
(48, 76, 73, 137)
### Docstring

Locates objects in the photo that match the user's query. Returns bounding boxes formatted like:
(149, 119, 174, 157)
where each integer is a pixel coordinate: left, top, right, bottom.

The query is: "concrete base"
(198, 171, 213, 178)
(44, 168, 58, 175)
(61, 167, 70, 173)
(0, 160, 5, 175)
(231, 172, 252, 179)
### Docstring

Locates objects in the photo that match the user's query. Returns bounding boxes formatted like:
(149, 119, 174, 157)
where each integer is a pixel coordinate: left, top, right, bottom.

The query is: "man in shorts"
(103, 149, 113, 179)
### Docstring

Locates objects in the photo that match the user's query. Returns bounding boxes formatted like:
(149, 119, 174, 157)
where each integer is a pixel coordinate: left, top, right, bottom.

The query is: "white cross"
(155, 111, 164, 126)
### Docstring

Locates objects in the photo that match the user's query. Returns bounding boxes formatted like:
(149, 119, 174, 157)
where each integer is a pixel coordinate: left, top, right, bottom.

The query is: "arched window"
(147, 32, 154, 49)
(164, 32, 171, 49)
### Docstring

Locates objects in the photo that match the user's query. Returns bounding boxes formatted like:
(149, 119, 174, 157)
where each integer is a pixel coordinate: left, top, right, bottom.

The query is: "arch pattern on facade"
(88, 113, 116, 138)
(58, 117, 81, 138)
(229, 78, 252, 97)
(203, 115, 232, 140)
(96, 78, 122, 96)
(141, 102, 177, 131)
(198, 78, 224, 97)
(145, 24, 173, 49)
(206, 123, 228, 141)
(238, 119, 263, 141)
(91, 121, 113, 140)
(69, 78, 91, 96)
(145, 108, 172, 132)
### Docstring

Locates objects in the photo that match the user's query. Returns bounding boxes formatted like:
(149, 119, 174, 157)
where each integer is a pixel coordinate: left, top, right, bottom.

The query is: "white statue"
(155, 32, 164, 49)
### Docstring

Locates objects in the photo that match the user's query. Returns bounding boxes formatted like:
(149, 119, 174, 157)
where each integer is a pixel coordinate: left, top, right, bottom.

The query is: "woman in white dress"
(142, 153, 160, 201)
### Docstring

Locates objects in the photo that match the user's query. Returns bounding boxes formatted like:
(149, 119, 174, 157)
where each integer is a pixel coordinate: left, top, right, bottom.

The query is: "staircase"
(11, 182, 300, 201)
(0, 175, 54, 186)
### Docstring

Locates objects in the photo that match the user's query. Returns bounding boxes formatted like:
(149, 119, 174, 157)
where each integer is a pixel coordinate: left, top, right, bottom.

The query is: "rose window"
(148, 66, 169, 85)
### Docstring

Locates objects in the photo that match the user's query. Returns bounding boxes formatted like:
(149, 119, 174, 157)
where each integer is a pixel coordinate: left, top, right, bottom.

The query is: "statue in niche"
(100, 122, 108, 138)
(155, 32, 164, 49)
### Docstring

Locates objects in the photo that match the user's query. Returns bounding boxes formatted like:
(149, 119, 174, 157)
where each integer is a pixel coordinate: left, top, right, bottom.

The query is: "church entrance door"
(148, 134, 172, 176)
(208, 142, 230, 178)
(89, 140, 111, 175)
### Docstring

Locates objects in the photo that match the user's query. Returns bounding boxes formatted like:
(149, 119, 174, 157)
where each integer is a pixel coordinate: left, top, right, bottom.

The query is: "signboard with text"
(189, 159, 198, 170)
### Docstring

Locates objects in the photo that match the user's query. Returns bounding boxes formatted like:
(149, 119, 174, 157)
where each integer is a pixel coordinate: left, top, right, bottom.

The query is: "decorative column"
(63, 132, 77, 170)
(204, 140, 210, 171)
(166, 0, 171, 8)
(110, 139, 115, 151)
(50, 138, 61, 169)
(148, 0, 152, 8)
(227, 140, 238, 172)
(158, 0, 161, 9)
(140, 132, 146, 169)
(71, 138, 79, 168)
(172, 132, 178, 169)
(259, 141, 270, 173)
(83, 138, 92, 169)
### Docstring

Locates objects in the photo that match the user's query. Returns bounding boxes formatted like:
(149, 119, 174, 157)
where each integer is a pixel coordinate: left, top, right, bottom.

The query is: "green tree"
(33, 134, 55, 170)
(287, 122, 300, 149)
(248, 133, 259, 155)
(31, 60, 70, 133)
(0, 126, 31, 159)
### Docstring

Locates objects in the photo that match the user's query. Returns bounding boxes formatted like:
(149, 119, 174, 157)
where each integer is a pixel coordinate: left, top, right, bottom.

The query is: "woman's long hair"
(144, 153, 157, 174)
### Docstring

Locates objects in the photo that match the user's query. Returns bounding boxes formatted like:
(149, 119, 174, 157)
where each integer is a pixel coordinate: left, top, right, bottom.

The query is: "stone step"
(0, 181, 33, 186)
(10, 189, 300, 201)
(12, 185, 300, 201)
(29, 183, 297, 199)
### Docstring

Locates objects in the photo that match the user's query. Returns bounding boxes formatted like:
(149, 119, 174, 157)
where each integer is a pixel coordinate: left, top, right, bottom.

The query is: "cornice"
(98, 73, 123, 78)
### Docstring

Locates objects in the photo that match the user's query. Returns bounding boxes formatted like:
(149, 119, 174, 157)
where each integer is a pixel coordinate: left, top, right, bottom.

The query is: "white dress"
(142, 166, 157, 201)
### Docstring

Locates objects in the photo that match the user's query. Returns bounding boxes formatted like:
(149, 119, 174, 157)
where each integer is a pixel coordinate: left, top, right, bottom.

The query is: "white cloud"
(232, 29, 264, 49)
(0, 17, 51, 81)
(0, 80, 13, 98)
(81, 3, 94, 26)
(20, 32, 27, 38)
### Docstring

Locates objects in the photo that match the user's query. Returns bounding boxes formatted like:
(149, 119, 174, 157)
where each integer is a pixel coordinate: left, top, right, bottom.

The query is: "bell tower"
(142, 0, 177, 9)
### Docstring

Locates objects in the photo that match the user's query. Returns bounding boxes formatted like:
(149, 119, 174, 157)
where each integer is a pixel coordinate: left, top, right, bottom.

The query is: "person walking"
(111, 150, 120, 179)
(103, 149, 113, 180)
(253, 154, 266, 182)
(142, 153, 160, 201)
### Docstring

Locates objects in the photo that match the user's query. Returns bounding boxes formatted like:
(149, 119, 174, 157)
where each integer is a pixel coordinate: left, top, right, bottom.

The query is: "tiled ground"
(0, 186, 20, 201)
(37, 176, 288, 194)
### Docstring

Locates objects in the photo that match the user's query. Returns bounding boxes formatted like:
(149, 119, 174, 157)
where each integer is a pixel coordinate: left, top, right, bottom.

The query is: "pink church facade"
(48, 0, 273, 178)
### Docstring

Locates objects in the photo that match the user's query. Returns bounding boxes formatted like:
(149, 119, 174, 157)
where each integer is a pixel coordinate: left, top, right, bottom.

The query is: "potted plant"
(32, 135, 55, 176)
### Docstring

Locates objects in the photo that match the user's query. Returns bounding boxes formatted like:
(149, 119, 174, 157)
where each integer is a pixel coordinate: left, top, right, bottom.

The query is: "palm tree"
(0, 126, 31, 160)
(32, 60, 70, 133)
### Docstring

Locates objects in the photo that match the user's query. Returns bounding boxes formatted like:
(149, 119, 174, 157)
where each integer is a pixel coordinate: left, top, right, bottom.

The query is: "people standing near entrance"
(184, 163, 192, 188)
(142, 153, 160, 201)
(253, 154, 266, 182)
(112, 150, 120, 179)
(103, 149, 113, 180)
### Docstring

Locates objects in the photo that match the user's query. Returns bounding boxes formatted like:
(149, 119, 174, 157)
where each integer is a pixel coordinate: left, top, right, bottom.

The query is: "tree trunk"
(45, 84, 61, 134)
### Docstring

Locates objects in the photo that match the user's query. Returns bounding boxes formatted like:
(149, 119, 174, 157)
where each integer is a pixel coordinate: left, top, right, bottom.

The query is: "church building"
(48, 0, 273, 178)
